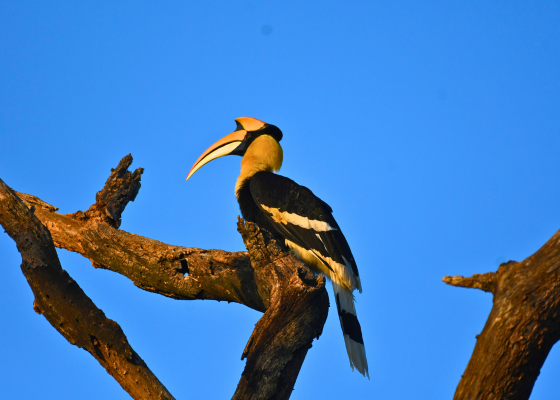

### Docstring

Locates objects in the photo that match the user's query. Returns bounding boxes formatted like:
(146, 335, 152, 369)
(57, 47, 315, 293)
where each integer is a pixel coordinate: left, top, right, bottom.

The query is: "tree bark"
(444, 230, 560, 400)
(0, 178, 175, 400)
(15, 156, 267, 311)
(11, 152, 560, 399)
(234, 220, 328, 400)
(0, 154, 329, 400)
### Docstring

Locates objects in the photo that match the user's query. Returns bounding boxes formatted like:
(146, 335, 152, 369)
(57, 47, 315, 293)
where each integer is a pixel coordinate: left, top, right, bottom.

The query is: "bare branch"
(442, 272, 496, 293)
(83, 153, 143, 228)
(0, 178, 175, 400)
(447, 232, 560, 400)
(16, 171, 267, 311)
(6, 154, 330, 399)
(233, 220, 329, 400)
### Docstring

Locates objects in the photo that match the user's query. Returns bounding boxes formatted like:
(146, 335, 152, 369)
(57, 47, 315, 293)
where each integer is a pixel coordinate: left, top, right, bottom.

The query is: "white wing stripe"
(260, 204, 336, 232)
(284, 239, 358, 291)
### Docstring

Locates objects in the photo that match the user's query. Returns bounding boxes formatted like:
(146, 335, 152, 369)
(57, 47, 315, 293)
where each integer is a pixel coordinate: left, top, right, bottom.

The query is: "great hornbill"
(187, 117, 369, 378)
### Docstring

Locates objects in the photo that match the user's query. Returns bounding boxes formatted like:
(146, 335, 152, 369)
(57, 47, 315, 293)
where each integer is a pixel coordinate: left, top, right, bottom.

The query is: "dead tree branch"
(15, 154, 266, 311)
(7, 152, 560, 399)
(0, 178, 175, 400)
(1, 154, 329, 400)
(234, 219, 328, 399)
(444, 236, 560, 399)
(442, 272, 496, 293)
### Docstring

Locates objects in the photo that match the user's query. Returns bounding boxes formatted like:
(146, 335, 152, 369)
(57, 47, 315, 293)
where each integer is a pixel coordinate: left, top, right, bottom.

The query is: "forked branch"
(15, 154, 266, 311)
(1, 155, 329, 400)
(6, 153, 560, 399)
(0, 178, 175, 400)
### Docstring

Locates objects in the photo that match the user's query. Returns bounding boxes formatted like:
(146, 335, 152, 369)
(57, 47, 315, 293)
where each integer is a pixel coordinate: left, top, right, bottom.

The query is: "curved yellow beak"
(186, 130, 247, 180)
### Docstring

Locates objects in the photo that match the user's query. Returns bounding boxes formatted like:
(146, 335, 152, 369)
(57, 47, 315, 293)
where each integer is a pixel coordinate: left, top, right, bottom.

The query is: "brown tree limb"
(234, 219, 329, 400)
(16, 156, 267, 311)
(442, 272, 496, 293)
(83, 153, 143, 229)
(3, 154, 329, 399)
(0, 178, 175, 400)
(444, 234, 560, 400)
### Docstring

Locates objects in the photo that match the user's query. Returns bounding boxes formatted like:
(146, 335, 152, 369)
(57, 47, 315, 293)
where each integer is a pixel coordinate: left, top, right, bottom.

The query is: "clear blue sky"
(1, 1, 559, 399)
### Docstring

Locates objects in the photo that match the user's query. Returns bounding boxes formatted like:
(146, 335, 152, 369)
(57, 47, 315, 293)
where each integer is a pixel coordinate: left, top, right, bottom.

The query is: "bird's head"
(186, 117, 283, 181)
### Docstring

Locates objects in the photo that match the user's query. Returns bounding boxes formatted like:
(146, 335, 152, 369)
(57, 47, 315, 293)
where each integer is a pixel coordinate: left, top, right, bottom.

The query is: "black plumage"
(237, 171, 365, 347)
(187, 117, 368, 377)
(248, 172, 359, 279)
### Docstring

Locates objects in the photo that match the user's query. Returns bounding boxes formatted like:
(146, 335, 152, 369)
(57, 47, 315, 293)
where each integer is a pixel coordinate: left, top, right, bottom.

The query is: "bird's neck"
(235, 135, 283, 197)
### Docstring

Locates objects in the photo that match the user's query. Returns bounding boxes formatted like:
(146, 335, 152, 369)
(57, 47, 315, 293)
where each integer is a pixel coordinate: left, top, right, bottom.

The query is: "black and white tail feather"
(250, 171, 369, 378)
(332, 281, 368, 377)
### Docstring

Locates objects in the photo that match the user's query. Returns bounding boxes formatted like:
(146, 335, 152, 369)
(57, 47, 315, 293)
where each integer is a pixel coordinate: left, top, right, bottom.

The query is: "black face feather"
(230, 124, 283, 157)
(261, 124, 283, 142)
(245, 124, 283, 144)
(229, 140, 249, 157)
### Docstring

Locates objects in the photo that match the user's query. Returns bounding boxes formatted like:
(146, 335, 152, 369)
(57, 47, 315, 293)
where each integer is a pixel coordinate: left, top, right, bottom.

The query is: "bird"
(186, 117, 369, 378)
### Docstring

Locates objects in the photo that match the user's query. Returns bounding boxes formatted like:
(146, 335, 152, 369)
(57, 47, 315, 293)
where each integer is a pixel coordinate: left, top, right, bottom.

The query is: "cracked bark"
(0, 154, 329, 400)
(5, 153, 560, 399)
(0, 178, 174, 400)
(444, 237, 560, 399)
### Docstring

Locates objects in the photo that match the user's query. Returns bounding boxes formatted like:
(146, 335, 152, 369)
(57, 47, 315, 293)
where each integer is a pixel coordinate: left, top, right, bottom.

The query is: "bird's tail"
(332, 280, 369, 378)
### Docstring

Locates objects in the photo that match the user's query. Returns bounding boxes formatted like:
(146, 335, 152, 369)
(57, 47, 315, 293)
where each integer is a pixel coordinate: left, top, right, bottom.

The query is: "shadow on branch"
(0, 154, 329, 400)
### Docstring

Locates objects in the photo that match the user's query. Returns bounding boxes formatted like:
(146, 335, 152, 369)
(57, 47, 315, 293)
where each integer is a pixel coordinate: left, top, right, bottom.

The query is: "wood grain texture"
(444, 238, 560, 399)
(234, 219, 329, 400)
(0, 178, 175, 400)
(1, 154, 329, 400)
